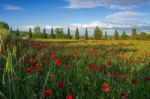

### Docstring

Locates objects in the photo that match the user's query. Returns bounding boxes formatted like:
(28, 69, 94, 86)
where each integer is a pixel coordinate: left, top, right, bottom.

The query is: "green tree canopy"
(55, 28, 64, 39)
(16, 29, 20, 36)
(93, 26, 102, 40)
(121, 31, 127, 40)
(131, 28, 137, 40)
(139, 32, 146, 40)
(114, 30, 119, 40)
(0, 21, 9, 30)
(34, 26, 41, 33)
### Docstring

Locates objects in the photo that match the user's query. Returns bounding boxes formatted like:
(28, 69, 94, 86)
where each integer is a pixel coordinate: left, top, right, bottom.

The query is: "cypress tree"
(43, 28, 47, 38)
(51, 27, 54, 39)
(67, 27, 71, 39)
(85, 28, 88, 40)
(105, 31, 108, 40)
(29, 28, 32, 38)
(16, 29, 19, 36)
(75, 28, 80, 40)
(114, 30, 119, 40)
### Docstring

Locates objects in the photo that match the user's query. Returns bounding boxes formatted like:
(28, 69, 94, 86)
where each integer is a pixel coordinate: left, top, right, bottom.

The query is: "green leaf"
(0, 90, 6, 98)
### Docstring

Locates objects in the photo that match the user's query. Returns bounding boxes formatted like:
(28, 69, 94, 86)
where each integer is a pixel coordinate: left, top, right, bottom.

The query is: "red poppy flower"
(111, 74, 116, 78)
(21, 58, 27, 65)
(120, 52, 125, 57)
(131, 79, 138, 85)
(64, 63, 69, 68)
(34, 63, 41, 68)
(57, 81, 65, 88)
(16, 53, 20, 57)
(47, 55, 51, 60)
(145, 76, 150, 81)
(44, 89, 52, 97)
(51, 53, 55, 58)
(102, 83, 110, 93)
(119, 74, 125, 79)
(29, 57, 35, 63)
(37, 69, 43, 74)
(90, 63, 95, 69)
(130, 59, 134, 63)
(54, 58, 61, 66)
(25, 66, 34, 73)
(85, 67, 90, 72)
(120, 92, 127, 99)
(66, 94, 74, 99)
(107, 61, 112, 66)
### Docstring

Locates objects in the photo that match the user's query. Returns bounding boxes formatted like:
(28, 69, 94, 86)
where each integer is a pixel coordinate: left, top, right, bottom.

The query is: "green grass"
(0, 40, 150, 99)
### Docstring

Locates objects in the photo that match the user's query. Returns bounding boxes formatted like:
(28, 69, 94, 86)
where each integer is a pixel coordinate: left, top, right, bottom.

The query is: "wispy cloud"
(65, 0, 150, 9)
(19, 25, 62, 31)
(1, 4, 23, 11)
(70, 11, 150, 29)
(105, 11, 145, 20)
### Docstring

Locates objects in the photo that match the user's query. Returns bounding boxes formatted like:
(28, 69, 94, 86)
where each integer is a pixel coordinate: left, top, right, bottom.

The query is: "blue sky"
(0, 0, 150, 35)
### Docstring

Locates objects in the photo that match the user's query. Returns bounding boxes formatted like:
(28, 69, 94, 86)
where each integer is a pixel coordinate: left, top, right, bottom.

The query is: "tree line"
(1, 21, 150, 40)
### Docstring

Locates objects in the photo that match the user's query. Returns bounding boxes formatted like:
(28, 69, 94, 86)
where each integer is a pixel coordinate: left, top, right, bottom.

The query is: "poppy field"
(0, 40, 150, 99)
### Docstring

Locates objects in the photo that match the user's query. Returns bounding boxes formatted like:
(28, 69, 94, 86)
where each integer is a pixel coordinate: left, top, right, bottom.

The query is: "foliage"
(0, 40, 150, 99)
(104, 31, 108, 40)
(55, 28, 66, 39)
(43, 28, 48, 39)
(0, 21, 9, 30)
(114, 30, 119, 40)
(67, 27, 71, 39)
(16, 29, 20, 37)
(28, 28, 32, 39)
(34, 26, 41, 33)
(51, 27, 55, 39)
(93, 26, 102, 40)
(75, 28, 80, 40)
(84, 28, 88, 40)
(131, 28, 138, 40)
(121, 31, 127, 40)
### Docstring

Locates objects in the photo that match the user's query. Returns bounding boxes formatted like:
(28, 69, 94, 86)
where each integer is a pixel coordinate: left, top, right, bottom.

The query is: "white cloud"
(19, 25, 62, 31)
(104, 11, 147, 28)
(105, 11, 145, 20)
(70, 11, 150, 29)
(1, 4, 23, 10)
(65, 0, 150, 9)
(19, 25, 35, 31)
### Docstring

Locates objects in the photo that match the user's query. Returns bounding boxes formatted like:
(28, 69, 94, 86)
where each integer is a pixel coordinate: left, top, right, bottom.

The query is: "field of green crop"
(0, 40, 150, 99)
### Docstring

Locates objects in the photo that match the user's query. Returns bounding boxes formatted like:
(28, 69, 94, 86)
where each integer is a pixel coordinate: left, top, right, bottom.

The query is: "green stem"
(40, 74, 49, 99)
